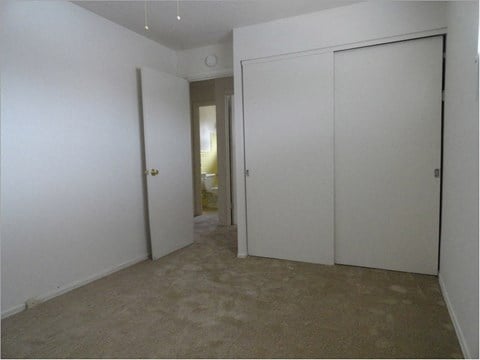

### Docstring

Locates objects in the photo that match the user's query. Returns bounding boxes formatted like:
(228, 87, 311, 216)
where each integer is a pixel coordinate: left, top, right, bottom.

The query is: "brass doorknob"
(150, 169, 159, 176)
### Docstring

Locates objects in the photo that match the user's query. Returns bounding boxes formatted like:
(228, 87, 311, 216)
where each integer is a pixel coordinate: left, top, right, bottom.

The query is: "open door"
(140, 68, 193, 260)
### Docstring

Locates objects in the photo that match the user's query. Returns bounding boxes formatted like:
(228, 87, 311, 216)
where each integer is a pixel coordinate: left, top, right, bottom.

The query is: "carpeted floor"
(2, 214, 462, 358)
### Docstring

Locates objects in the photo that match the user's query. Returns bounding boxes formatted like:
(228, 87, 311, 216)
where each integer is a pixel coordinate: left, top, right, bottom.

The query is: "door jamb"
(240, 30, 447, 259)
(224, 94, 234, 225)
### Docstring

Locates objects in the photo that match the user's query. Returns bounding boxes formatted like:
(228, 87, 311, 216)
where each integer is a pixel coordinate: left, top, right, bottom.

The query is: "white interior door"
(140, 68, 193, 260)
(334, 37, 443, 275)
(243, 53, 334, 264)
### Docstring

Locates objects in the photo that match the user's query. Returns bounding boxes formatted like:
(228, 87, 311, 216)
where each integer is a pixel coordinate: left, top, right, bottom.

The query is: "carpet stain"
(1, 214, 462, 358)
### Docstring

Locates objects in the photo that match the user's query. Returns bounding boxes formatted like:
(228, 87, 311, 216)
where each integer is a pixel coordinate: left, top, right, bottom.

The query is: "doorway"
(198, 104, 219, 215)
(190, 77, 234, 225)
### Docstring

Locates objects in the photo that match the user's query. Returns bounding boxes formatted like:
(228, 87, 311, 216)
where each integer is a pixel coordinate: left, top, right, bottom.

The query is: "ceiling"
(74, 1, 359, 50)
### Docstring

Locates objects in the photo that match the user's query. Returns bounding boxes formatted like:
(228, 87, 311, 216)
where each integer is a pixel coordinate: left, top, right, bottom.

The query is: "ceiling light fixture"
(176, 0, 181, 21)
(144, 1, 149, 30)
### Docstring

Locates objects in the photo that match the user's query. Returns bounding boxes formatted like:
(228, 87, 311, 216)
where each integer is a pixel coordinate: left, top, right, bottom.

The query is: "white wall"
(214, 77, 234, 226)
(177, 42, 233, 81)
(233, 1, 447, 257)
(439, 1, 479, 358)
(0, 1, 178, 316)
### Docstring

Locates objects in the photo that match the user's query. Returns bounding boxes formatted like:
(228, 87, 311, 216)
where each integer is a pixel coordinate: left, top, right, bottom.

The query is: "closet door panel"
(334, 37, 443, 274)
(243, 53, 334, 264)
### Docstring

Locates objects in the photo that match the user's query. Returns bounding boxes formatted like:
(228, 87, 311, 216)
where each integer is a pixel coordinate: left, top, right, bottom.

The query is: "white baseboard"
(237, 253, 247, 258)
(1, 303, 26, 319)
(439, 273, 471, 359)
(1, 254, 149, 319)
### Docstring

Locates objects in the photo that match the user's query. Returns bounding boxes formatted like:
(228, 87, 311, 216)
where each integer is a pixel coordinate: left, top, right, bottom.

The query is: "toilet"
(201, 173, 218, 208)
(202, 173, 218, 194)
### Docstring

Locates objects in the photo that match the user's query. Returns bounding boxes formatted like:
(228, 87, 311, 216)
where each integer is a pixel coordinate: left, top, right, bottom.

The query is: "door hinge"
(434, 168, 441, 178)
(245, 169, 250, 177)
(442, 90, 445, 102)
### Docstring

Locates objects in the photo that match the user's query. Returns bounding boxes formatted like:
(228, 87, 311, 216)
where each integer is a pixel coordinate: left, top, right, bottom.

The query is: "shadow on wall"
(136, 68, 152, 255)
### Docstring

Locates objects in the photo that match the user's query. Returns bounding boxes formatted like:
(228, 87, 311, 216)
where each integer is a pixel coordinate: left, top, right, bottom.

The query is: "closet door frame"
(238, 28, 447, 260)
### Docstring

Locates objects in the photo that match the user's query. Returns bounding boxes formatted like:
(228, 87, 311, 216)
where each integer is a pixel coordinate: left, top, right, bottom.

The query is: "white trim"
(241, 28, 447, 66)
(237, 253, 247, 258)
(439, 274, 471, 359)
(1, 254, 149, 319)
(185, 70, 233, 82)
(224, 94, 234, 226)
(1, 304, 26, 319)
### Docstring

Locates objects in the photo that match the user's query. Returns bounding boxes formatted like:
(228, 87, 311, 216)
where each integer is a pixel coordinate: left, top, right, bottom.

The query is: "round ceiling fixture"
(205, 55, 218, 67)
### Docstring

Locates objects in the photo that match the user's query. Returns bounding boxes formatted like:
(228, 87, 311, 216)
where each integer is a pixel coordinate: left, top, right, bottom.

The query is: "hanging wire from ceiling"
(176, 0, 181, 21)
(144, 1, 149, 30)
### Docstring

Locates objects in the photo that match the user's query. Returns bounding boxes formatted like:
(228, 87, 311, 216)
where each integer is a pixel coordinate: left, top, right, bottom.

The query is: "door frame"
(190, 79, 235, 225)
(237, 28, 447, 260)
(224, 94, 234, 225)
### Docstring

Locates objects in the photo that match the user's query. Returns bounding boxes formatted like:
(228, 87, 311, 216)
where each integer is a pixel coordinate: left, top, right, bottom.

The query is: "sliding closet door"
(243, 53, 334, 264)
(334, 37, 443, 274)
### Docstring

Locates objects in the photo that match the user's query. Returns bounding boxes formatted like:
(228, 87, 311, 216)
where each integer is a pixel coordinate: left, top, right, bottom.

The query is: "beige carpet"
(2, 214, 462, 358)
